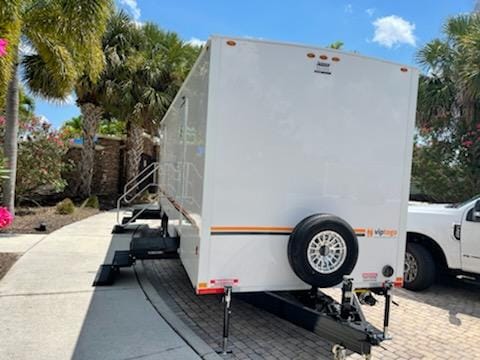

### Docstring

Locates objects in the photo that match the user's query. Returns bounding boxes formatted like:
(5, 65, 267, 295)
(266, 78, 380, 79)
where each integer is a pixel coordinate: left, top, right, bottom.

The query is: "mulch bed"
(0, 206, 100, 234)
(0, 252, 20, 280)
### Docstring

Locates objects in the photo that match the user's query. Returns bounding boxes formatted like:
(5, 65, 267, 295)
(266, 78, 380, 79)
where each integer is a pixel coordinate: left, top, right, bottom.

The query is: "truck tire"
(288, 214, 359, 288)
(404, 243, 435, 291)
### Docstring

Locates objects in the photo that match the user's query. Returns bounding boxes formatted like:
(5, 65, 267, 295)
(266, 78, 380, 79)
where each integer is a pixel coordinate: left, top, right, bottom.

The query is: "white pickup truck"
(404, 195, 480, 290)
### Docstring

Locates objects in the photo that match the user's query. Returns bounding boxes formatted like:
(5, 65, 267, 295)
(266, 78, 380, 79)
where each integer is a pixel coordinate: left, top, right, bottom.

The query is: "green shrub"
(84, 195, 99, 209)
(56, 198, 75, 215)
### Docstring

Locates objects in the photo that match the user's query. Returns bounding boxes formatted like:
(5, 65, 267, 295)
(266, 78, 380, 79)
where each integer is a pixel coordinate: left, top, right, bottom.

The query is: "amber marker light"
(226, 40, 236, 46)
(307, 52, 315, 58)
(319, 54, 328, 60)
(332, 57, 340, 62)
(401, 67, 408, 72)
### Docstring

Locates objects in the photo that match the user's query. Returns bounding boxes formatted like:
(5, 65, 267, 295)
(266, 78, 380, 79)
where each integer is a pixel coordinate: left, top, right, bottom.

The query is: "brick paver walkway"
(144, 259, 480, 359)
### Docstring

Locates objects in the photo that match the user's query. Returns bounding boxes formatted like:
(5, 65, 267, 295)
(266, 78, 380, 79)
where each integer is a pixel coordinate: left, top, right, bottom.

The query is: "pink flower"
(0, 39, 8, 57)
(0, 207, 13, 228)
(462, 140, 473, 148)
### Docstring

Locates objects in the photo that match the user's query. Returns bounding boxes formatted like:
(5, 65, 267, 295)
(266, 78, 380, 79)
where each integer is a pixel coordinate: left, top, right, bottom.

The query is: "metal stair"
(113, 161, 162, 233)
(93, 161, 178, 286)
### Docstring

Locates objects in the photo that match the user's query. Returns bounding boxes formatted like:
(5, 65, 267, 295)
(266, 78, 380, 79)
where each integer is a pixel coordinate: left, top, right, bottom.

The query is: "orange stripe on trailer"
(197, 288, 225, 295)
(211, 226, 294, 232)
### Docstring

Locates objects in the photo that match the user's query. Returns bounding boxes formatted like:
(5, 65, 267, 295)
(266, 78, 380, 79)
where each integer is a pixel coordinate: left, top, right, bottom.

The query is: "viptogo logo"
(374, 228, 398, 237)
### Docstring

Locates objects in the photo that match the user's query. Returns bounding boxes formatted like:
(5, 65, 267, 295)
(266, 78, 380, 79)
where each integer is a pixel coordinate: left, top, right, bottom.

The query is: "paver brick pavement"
(146, 259, 480, 359)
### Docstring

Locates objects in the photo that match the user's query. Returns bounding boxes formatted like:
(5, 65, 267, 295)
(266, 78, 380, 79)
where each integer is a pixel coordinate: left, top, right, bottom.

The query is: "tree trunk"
(77, 103, 103, 198)
(3, 61, 19, 215)
(125, 121, 144, 189)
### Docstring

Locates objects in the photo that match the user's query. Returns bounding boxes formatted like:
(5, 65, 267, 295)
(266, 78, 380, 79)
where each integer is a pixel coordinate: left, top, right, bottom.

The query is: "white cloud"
(120, 0, 141, 21)
(372, 15, 416, 48)
(365, 8, 375, 17)
(187, 37, 206, 47)
(344, 4, 353, 14)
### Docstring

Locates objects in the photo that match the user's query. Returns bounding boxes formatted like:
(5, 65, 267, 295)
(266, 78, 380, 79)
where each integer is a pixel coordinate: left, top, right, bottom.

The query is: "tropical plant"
(60, 115, 83, 139)
(56, 198, 75, 215)
(61, 115, 126, 139)
(413, 14, 480, 202)
(72, 11, 139, 197)
(328, 41, 344, 50)
(1, 0, 111, 214)
(109, 23, 200, 184)
(0, 115, 70, 199)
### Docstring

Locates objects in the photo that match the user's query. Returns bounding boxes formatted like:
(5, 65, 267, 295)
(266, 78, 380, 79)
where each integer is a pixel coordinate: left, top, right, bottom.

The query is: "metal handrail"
(123, 161, 159, 194)
(116, 162, 161, 224)
(116, 181, 158, 223)
(123, 164, 160, 203)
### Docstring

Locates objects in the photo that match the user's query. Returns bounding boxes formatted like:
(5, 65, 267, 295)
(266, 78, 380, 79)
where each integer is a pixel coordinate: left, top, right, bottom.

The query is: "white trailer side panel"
(196, 37, 417, 292)
(159, 46, 211, 286)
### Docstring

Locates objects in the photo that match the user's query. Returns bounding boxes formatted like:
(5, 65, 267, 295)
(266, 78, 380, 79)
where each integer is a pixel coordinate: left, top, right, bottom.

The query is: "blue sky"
(35, 0, 475, 128)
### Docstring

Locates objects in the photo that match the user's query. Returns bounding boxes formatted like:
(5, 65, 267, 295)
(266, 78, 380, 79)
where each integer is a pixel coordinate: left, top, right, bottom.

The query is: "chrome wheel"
(404, 251, 418, 283)
(307, 230, 347, 274)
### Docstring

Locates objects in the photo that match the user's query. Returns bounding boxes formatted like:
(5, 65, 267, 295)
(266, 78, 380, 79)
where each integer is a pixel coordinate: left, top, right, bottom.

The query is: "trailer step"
(94, 224, 179, 286)
(130, 230, 179, 259)
(132, 208, 162, 220)
(93, 265, 118, 286)
(112, 250, 133, 267)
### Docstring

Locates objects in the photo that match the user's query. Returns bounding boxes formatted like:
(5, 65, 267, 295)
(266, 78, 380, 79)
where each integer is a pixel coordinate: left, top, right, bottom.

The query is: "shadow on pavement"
(70, 228, 198, 360)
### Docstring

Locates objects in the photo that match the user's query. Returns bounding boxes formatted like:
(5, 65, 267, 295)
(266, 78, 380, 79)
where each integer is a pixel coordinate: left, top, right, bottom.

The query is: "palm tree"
(60, 115, 83, 138)
(18, 88, 35, 121)
(328, 41, 344, 50)
(413, 13, 480, 201)
(112, 24, 200, 184)
(72, 11, 138, 198)
(0, 0, 111, 213)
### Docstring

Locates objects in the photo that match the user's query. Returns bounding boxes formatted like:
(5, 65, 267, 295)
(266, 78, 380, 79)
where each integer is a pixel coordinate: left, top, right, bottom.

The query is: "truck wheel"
(288, 214, 359, 288)
(404, 243, 435, 291)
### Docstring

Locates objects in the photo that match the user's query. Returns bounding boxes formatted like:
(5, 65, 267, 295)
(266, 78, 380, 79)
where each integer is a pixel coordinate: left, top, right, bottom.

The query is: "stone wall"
(64, 134, 158, 198)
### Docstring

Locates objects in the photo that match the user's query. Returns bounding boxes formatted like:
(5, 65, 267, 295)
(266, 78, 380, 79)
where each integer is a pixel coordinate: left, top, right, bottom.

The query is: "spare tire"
(288, 214, 359, 288)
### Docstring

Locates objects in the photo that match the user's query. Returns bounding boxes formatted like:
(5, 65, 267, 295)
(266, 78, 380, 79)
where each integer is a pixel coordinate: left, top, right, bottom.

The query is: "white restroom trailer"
(158, 35, 418, 296)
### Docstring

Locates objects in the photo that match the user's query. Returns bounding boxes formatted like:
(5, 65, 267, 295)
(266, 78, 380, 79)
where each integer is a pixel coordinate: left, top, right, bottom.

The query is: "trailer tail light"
(319, 54, 328, 60)
(226, 40, 236, 46)
(197, 288, 225, 295)
(393, 277, 403, 287)
(307, 52, 315, 58)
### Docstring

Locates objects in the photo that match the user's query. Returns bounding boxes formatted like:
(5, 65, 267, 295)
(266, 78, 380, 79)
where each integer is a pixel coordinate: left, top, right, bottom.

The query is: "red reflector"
(198, 288, 225, 295)
(400, 67, 408, 72)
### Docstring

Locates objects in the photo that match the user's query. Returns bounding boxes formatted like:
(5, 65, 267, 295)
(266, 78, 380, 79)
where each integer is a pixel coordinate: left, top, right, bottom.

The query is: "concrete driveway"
(0, 212, 202, 360)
